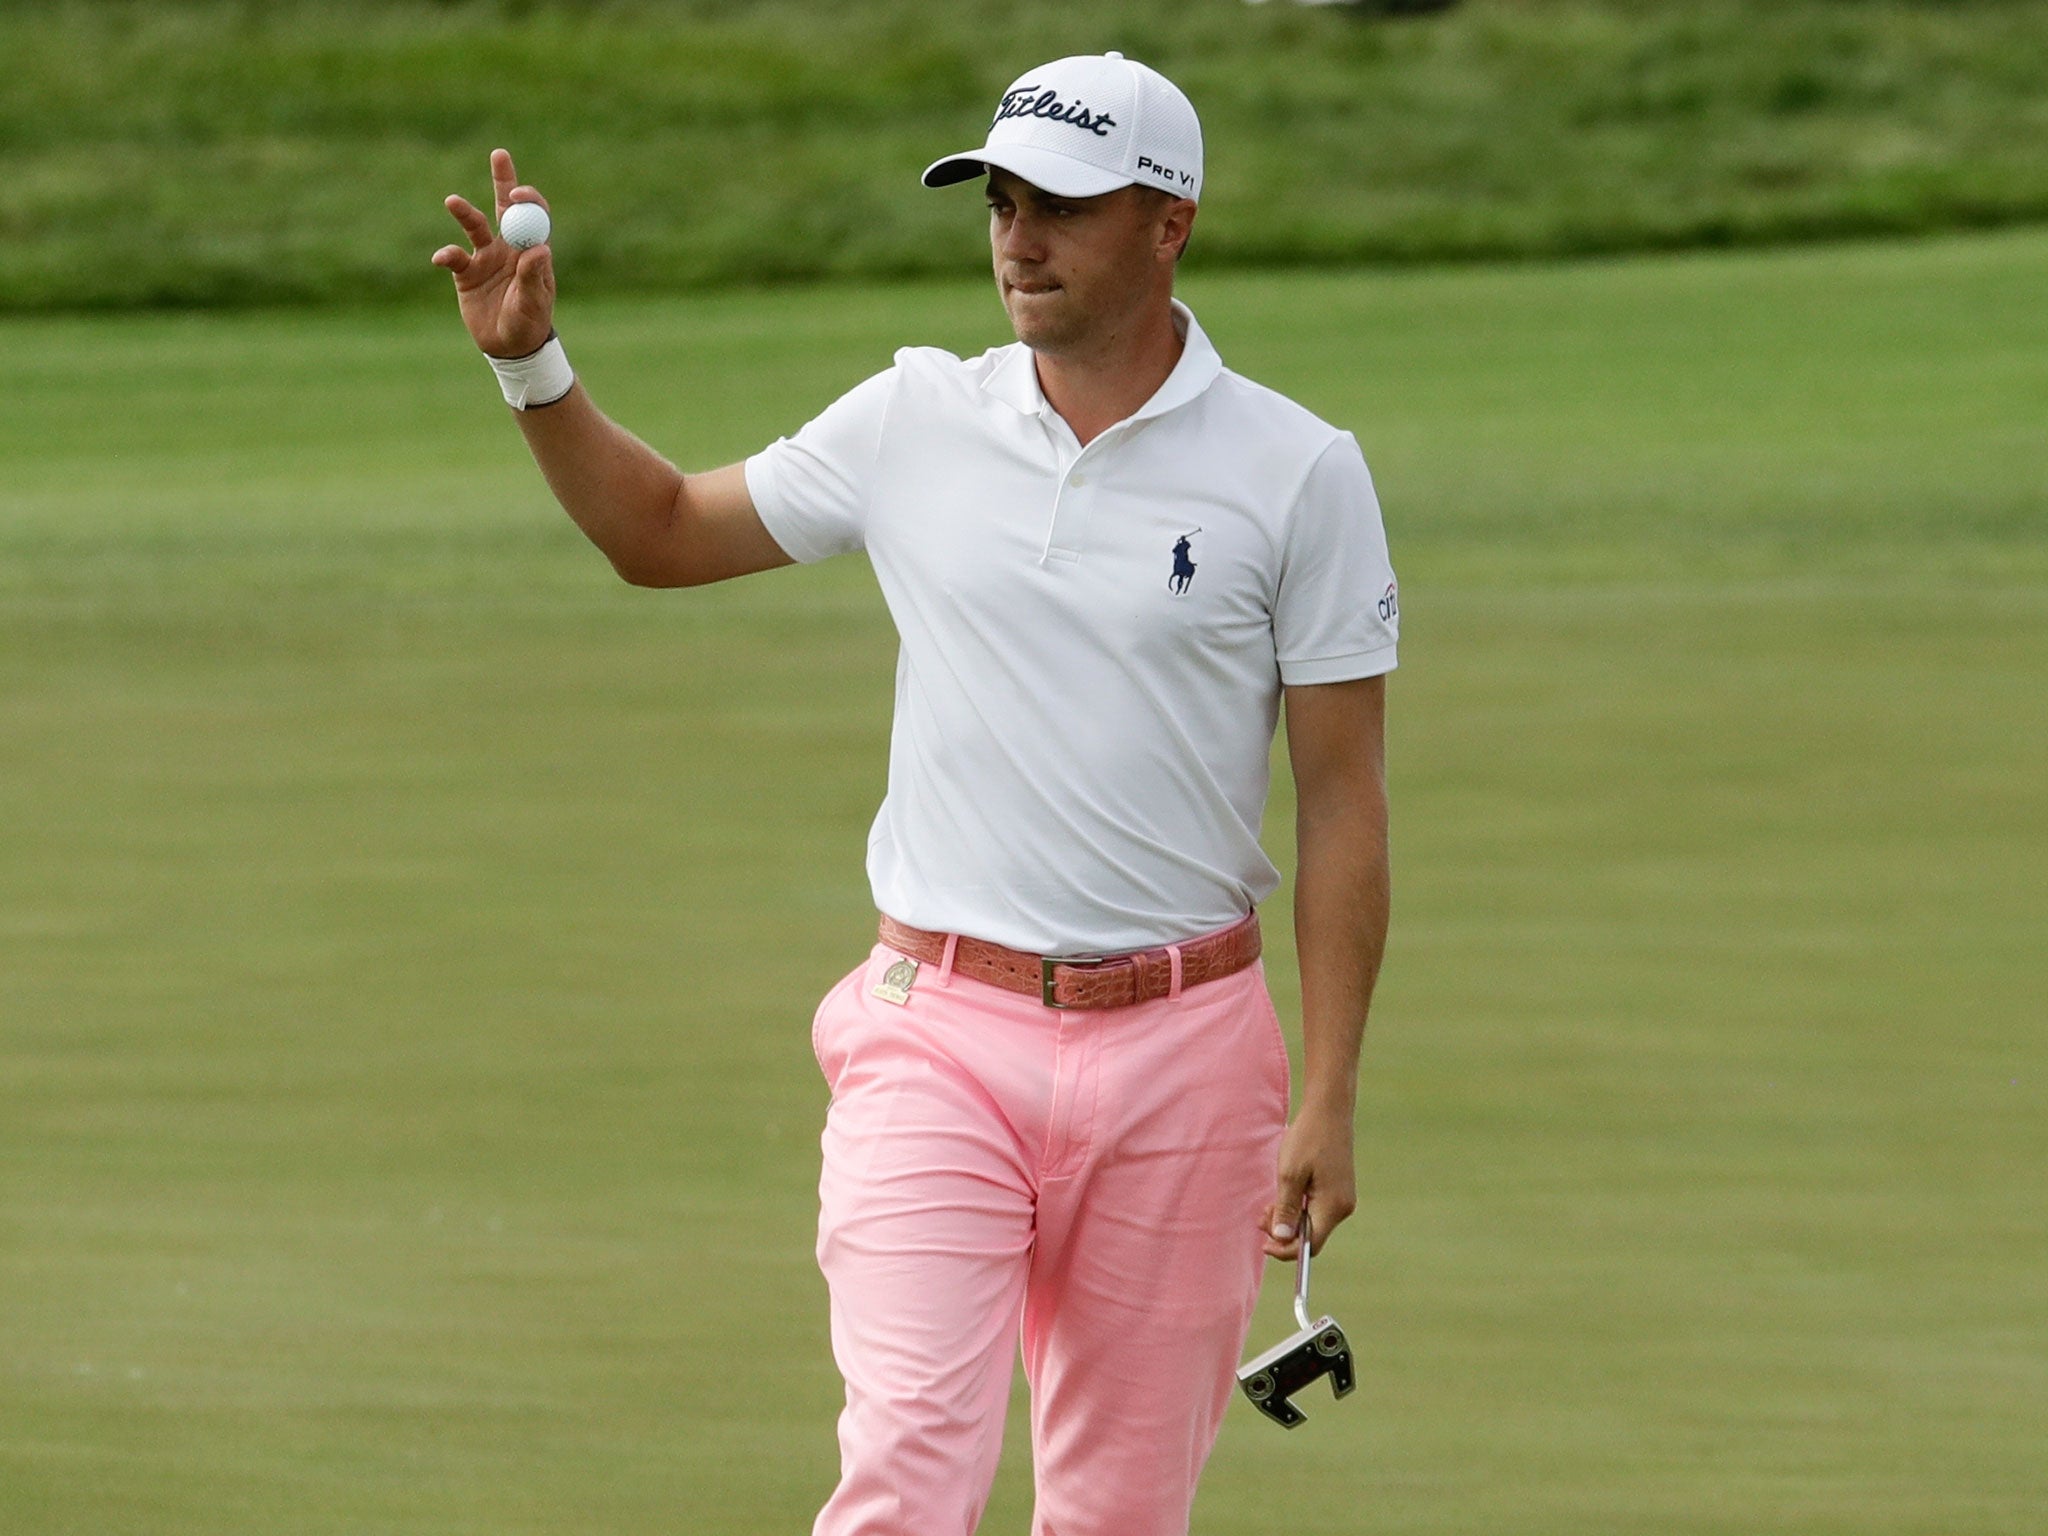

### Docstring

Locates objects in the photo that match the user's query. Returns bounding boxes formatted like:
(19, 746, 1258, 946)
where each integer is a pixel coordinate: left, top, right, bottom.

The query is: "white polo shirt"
(744, 301, 1397, 955)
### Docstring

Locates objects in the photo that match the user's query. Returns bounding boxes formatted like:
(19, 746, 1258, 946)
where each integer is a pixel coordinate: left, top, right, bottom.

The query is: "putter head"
(1236, 1315, 1355, 1428)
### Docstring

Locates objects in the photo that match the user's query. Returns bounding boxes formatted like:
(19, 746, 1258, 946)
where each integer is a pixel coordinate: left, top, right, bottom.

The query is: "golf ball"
(500, 202, 551, 250)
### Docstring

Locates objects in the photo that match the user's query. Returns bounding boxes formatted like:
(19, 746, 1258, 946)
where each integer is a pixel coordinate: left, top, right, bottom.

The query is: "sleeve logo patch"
(1377, 581, 1399, 622)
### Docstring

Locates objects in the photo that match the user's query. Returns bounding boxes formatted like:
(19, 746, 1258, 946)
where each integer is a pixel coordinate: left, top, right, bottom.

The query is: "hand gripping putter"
(1235, 1212, 1355, 1428)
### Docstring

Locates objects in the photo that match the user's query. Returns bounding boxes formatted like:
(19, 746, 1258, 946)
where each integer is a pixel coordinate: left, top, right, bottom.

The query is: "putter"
(1235, 1210, 1355, 1428)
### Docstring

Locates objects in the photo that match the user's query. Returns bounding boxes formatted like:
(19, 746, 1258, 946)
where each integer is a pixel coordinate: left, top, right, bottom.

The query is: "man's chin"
(1005, 293, 1075, 350)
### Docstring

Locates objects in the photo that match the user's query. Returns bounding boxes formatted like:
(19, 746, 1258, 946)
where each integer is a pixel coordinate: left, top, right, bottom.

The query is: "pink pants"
(809, 940, 1290, 1536)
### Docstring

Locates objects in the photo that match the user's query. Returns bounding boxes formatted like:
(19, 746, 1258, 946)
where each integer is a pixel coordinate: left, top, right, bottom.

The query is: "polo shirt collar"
(983, 299, 1224, 424)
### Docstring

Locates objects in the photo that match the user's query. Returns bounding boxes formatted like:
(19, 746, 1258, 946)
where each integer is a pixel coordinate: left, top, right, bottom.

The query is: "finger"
(511, 244, 554, 305)
(430, 244, 472, 273)
(507, 185, 552, 215)
(511, 245, 557, 327)
(1261, 1227, 1301, 1261)
(492, 147, 518, 219)
(1303, 1196, 1326, 1256)
(1305, 1196, 1354, 1256)
(445, 194, 493, 249)
(1260, 1213, 1302, 1261)
(1269, 1177, 1307, 1245)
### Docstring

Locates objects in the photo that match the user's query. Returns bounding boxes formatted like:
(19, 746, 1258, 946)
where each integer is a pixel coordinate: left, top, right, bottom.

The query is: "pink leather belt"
(877, 912, 1262, 1011)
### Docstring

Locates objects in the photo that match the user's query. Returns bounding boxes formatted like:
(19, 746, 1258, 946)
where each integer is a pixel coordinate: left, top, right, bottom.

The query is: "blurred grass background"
(5, 1, 2047, 1532)
(7, 0, 2048, 308)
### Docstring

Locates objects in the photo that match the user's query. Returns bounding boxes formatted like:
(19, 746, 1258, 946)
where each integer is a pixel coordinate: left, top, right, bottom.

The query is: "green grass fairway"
(4, 231, 2045, 1533)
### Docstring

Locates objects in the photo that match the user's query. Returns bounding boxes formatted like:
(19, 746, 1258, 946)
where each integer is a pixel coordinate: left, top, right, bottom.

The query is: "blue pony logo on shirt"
(1168, 530, 1199, 596)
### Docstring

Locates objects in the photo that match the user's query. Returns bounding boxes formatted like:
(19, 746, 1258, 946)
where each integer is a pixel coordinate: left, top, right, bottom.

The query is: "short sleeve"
(743, 367, 899, 564)
(1273, 433, 1399, 685)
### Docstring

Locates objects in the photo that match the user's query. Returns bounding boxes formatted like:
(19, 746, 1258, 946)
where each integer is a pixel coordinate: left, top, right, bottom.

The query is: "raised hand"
(432, 147, 556, 359)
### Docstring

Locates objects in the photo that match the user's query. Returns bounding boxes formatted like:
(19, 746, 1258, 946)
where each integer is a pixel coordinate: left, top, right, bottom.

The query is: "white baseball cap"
(923, 51, 1204, 204)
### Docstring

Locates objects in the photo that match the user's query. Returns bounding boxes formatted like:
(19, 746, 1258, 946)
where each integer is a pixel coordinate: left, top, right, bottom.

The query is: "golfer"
(435, 51, 1396, 1536)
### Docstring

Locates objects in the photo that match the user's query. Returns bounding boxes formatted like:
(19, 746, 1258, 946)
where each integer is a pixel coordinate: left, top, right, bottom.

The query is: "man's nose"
(1000, 210, 1046, 261)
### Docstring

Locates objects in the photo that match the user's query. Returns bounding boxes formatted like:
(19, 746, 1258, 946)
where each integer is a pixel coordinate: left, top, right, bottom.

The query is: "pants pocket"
(811, 957, 871, 1085)
(1252, 966, 1293, 1113)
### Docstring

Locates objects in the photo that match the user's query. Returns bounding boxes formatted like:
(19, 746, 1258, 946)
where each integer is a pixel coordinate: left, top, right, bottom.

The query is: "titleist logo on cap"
(994, 85, 1117, 138)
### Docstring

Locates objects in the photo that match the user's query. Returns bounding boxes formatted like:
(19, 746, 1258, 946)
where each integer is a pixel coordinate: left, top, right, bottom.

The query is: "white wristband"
(487, 334, 574, 410)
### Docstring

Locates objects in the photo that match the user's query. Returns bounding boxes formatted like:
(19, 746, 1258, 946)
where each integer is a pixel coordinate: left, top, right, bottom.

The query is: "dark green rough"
(6, 0, 2048, 309)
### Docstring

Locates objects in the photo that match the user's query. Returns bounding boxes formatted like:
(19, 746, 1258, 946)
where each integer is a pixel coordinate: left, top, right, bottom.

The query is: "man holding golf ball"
(436, 52, 1395, 1536)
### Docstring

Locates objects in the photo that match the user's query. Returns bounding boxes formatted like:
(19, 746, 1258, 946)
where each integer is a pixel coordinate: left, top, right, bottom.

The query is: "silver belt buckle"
(1040, 952, 1112, 1009)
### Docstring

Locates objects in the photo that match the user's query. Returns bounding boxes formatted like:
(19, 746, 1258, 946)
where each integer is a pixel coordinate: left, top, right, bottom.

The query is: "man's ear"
(1159, 199, 1198, 265)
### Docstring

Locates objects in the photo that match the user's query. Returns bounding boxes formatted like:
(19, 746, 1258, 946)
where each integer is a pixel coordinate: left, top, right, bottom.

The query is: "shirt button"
(1070, 473, 1088, 487)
